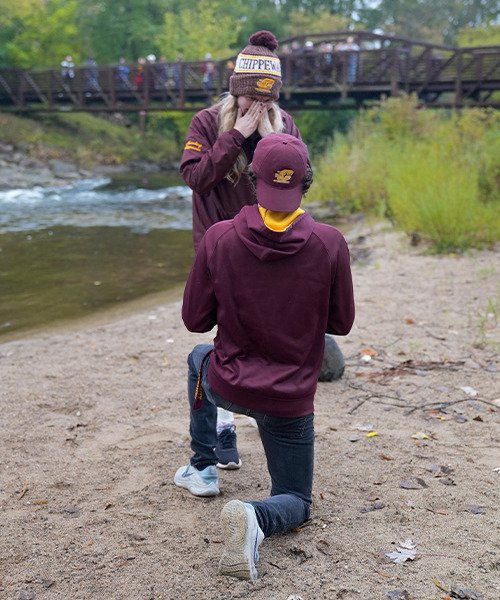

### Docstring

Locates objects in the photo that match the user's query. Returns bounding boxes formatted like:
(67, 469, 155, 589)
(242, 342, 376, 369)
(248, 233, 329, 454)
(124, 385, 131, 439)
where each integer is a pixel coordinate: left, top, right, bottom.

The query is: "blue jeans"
(187, 344, 314, 538)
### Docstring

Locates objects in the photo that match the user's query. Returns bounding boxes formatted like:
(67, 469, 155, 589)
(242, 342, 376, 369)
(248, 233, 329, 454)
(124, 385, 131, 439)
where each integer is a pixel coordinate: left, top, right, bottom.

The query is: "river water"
(0, 172, 194, 338)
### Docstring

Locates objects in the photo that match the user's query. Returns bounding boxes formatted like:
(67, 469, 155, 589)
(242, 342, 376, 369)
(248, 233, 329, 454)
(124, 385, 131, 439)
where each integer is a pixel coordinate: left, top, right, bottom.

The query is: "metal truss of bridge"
(0, 31, 499, 113)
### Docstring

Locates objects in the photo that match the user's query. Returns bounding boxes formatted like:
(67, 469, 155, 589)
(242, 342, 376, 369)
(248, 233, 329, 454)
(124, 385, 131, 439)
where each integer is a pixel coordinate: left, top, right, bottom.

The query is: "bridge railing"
(0, 43, 498, 110)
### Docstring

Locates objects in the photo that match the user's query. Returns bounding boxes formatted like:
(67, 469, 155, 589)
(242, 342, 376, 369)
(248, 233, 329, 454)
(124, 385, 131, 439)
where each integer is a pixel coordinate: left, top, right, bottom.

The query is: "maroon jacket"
(180, 104, 302, 251)
(182, 205, 355, 418)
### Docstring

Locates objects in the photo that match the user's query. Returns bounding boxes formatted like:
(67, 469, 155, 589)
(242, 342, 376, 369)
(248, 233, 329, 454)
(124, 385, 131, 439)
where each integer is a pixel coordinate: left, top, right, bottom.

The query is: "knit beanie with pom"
(229, 30, 282, 101)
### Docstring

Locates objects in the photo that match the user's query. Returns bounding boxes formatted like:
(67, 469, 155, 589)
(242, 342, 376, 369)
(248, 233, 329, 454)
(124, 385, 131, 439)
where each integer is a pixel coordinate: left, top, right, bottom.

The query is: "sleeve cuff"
(229, 128, 246, 145)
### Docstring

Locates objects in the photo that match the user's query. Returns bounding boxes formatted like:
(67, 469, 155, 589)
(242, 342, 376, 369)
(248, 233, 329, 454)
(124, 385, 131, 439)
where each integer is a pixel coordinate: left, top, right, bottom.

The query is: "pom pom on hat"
(249, 30, 279, 52)
(229, 30, 282, 101)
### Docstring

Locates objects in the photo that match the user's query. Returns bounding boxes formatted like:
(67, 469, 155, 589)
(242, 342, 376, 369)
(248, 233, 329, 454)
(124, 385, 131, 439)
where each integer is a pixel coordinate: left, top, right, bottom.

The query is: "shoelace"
(218, 429, 236, 449)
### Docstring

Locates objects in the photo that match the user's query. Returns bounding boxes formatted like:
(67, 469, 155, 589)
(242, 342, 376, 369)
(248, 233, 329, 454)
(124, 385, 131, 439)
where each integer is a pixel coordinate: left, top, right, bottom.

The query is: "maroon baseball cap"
(252, 133, 309, 212)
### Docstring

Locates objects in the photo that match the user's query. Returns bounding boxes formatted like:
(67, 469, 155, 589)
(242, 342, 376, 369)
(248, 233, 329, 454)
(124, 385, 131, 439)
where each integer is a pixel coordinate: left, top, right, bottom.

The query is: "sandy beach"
(1, 222, 498, 600)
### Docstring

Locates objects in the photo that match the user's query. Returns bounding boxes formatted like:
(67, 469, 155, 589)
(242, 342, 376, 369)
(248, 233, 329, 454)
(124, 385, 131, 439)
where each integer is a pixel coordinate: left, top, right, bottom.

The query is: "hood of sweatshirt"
(234, 204, 315, 262)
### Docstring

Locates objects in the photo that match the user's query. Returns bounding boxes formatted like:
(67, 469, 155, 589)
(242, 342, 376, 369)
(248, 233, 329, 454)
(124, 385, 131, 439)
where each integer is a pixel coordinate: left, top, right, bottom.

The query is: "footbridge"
(0, 31, 498, 112)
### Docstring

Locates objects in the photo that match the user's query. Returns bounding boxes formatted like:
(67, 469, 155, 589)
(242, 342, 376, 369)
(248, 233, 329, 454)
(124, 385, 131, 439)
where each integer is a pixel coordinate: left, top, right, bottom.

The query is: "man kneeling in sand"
(174, 133, 355, 580)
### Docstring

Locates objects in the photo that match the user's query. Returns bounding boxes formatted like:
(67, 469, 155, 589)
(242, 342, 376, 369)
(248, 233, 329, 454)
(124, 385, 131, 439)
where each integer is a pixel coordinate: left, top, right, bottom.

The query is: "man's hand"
(257, 108, 274, 138)
(234, 101, 265, 138)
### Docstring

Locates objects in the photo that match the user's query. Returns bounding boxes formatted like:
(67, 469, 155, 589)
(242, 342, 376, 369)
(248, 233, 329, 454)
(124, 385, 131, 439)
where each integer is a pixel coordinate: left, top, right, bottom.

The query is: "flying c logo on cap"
(273, 169, 294, 184)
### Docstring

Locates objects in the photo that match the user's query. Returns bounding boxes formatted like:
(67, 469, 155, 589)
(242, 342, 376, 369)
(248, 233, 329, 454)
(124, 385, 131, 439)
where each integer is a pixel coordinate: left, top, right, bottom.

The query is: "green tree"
(283, 10, 350, 37)
(155, 0, 244, 60)
(0, 0, 41, 26)
(2, 0, 81, 67)
(368, 0, 499, 44)
(457, 23, 500, 46)
(76, 0, 172, 63)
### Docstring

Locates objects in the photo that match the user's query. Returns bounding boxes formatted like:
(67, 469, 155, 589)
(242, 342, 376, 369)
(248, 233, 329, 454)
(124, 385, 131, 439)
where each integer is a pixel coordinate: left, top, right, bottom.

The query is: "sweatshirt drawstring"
(193, 350, 213, 410)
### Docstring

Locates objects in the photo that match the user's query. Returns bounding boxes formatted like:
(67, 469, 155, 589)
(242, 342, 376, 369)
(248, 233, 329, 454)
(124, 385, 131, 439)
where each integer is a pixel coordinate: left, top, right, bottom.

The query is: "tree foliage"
(2, 0, 81, 67)
(75, 0, 172, 63)
(0, 0, 498, 67)
(457, 23, 500, 46)
(154, 0, 244, 60)
(368, 0, 500, 44)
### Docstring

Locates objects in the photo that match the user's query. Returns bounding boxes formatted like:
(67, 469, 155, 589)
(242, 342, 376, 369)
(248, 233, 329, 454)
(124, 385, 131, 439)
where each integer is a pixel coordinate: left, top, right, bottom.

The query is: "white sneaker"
(173, 464, 219, 497)
(219, 500, 264, 581)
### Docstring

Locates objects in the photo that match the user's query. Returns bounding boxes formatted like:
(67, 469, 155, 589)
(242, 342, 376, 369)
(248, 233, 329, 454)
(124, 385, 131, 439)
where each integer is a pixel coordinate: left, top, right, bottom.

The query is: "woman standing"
(181, 31, 300, 251)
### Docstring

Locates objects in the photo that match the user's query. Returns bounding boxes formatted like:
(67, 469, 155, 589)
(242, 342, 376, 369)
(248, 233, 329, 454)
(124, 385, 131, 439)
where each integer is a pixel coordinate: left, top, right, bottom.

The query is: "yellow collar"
(258, 205, 304, 231)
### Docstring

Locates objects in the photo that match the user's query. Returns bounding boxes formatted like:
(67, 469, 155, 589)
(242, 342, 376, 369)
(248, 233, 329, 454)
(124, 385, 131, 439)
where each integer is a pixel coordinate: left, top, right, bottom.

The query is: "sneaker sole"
(173, 473, 219, 497)
(219, 500, 257, 581)
(216, 459, 242, 470)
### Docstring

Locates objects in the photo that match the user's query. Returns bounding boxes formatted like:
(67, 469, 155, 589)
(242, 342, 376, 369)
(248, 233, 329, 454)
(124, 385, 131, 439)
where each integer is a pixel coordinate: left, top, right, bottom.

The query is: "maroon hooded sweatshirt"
(182, 205, 355, 418)
(180, 104, 301, 251)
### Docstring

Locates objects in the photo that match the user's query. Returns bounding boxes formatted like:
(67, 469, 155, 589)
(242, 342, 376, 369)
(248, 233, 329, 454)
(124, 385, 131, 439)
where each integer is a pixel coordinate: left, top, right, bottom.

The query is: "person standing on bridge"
(179, 30, 346, 471)
(60, 55, 75, 87)
(335, 36, 360, 84)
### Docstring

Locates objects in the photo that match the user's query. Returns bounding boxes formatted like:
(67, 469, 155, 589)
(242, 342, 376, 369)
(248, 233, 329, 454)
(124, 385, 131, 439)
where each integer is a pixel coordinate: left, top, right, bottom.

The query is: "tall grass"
(309, 95, 500, 251)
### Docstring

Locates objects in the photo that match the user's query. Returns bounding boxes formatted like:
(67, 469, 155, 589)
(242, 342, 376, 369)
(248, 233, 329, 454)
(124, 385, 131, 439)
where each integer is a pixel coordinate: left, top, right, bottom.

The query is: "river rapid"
(0, 173, 194, 338)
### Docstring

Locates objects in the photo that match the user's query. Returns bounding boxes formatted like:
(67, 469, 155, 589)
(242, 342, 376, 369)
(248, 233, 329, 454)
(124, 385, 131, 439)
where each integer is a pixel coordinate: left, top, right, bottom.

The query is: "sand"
(0, 222, 498, 600)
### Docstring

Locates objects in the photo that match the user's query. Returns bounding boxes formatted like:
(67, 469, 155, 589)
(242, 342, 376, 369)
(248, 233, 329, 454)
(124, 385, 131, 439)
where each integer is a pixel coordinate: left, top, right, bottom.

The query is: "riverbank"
(0, 111, 181, 190)
(0, 139, 174, 190)
(1, 222, 498, 600)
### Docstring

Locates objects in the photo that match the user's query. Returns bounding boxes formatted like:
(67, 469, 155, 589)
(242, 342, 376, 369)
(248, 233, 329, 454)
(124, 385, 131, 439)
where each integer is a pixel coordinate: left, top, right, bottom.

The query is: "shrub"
(309, 95, 500, 251)
(387, 143, 499, 251)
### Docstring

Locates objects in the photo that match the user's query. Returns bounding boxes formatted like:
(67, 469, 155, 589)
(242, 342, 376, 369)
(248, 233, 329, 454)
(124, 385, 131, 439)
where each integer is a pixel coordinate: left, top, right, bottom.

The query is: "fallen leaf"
(431, 464, 454, 478)
(387, 590, 411, 600)
(19, 480, 29, 499)
(472, 415, 484, 422)
(439, 477, 456, 486)
(361, 347, 378, 356)
(354, 423, 375, 431)
(385, 547, 417, 563)
(366, 431, 379, 438)
(405, 318, 415, 325)
(387, 590, 410, 600)
(432, 577, 450, 592)
(380, 454, 394, 461)
(316, 539, 331, 555)
(32, 499, 48, 505)
(289, 546, 312, 563)
(450, 585, 485, 599)
(425, 506, 449, 515)
(375, 569, 392, 578)
(400, 478, 427, 490)
(359, 501, 386, 513)
(411, 431, 429, 440)
(466, 505, 485, 514)
(460, 386, 478, 397)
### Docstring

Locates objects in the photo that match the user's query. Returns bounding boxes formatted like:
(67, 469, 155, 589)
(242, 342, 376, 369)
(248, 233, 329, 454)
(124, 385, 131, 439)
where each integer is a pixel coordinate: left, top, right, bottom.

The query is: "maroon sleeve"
(281, 110, 303, 140)
(180, 113, 246, 196)
(327, 235, 355, 336)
